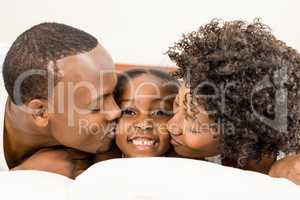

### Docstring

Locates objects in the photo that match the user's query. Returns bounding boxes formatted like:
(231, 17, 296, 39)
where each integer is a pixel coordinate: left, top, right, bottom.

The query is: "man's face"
(48, 45, 121, 153)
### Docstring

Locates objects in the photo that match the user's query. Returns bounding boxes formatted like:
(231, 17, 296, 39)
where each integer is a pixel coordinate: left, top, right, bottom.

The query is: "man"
(0, 22, 121, 178)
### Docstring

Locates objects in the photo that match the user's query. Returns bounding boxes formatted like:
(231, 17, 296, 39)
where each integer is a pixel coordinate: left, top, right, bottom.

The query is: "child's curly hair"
(167, 19, 300, 166)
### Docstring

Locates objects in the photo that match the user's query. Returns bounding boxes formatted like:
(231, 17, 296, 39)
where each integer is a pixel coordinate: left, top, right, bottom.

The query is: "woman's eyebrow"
(119, 98, 133, 102)
(174, 96, 179, 104)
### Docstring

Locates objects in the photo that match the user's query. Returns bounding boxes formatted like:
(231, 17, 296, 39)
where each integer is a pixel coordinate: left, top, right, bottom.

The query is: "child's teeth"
(132, 138, 155, 146)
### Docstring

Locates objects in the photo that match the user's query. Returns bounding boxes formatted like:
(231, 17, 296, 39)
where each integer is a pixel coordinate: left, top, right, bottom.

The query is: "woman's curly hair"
(167, 19, 300, 166)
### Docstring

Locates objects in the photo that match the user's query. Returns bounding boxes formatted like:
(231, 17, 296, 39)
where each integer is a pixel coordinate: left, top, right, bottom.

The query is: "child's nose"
(134, 119, 154, 131)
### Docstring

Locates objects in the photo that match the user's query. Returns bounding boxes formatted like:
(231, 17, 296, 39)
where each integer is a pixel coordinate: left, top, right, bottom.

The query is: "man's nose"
(104, 96, 121, 121)
(167, 114, 183, 136)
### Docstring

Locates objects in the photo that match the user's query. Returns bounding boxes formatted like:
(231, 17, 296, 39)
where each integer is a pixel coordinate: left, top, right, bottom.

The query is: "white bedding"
(0, 157, 298, 200)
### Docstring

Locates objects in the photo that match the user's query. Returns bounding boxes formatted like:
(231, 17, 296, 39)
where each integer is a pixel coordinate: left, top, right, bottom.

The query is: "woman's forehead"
(178, 83, 190, 99)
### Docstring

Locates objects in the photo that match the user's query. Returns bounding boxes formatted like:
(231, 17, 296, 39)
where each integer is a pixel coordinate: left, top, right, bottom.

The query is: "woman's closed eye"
(90, 108, 101, 113)
(122, 107, 137, 116)
(151, 109, 173, 117)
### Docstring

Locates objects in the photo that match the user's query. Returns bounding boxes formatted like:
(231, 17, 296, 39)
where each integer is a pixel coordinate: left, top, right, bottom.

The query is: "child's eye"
(122, 108, 137, 116)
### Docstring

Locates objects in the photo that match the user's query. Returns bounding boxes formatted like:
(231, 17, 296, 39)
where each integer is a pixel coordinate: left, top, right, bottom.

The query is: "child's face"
(116, 74, 174, 157)
(167, 83, 220, 159)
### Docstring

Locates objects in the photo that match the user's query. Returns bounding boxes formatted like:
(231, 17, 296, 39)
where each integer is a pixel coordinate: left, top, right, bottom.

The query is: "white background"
(0, 0, 299, 66)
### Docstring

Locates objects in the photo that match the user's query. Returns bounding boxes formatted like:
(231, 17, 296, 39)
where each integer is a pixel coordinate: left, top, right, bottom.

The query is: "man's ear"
(27, 99, 49, 128)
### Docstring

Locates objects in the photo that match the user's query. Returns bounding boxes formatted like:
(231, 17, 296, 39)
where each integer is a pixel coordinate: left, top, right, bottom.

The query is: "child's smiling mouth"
(127, 136, 159, 150)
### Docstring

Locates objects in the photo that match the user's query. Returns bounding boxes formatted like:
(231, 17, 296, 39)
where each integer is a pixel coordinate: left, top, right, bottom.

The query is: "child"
(114, 68, 179, 157)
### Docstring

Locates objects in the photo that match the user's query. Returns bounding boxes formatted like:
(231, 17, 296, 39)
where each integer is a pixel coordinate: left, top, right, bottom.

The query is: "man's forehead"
(55, 48, 115, 85)
(55, 45, 114, 73)
(55, 72, 117, 106)
(78, 71, 117, 95)
(93, 74, 117, 97)
(50, 45, 117, 105)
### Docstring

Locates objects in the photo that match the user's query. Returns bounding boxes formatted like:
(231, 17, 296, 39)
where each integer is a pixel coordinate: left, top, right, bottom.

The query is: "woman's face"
(167, 83, 220, 158)
(116, 74, 174, 157)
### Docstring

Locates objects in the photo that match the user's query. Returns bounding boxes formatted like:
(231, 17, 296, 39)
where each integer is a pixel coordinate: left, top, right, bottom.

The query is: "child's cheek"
(154, 120, 168, 135)
(117, 117, 130, 134)
(154, 122, 171, 151)
(115, 118, 132, 155)
(116, 119, 127, 141)
(116, 118, 136, 140)
(159, 130, 171, 154)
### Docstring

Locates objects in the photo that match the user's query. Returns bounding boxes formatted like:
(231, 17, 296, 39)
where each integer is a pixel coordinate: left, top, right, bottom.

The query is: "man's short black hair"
(2, 22, 98, 105)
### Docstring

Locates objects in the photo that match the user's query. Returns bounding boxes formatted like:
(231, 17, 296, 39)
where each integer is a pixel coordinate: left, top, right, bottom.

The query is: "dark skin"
(167, 83, 276, 174)
(93, 142, 122, 163)
(115, 74, 173, 157)
(269, 154, 300, 185)
(95, 74, 175, 161)
(12, 147, 93, 179)
(4, 45, 121, 178)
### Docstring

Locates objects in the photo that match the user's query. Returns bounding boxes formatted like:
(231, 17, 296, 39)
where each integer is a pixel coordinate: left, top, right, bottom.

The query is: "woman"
(166, 19, 300, 174)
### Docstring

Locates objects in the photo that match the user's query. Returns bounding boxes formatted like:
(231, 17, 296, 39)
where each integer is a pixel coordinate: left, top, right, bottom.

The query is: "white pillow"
(0, 170, 71, 200)
(0, 157, 299, 200)
(71, 157, 300, 200)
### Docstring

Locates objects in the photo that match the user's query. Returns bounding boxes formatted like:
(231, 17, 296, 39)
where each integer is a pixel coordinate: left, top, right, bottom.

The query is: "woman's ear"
(27, 99, 49, 127)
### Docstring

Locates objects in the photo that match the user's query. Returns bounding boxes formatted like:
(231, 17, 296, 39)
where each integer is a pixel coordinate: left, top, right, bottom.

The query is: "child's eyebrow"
(120, 97, 164, 102)
(120, 95, 164, 101)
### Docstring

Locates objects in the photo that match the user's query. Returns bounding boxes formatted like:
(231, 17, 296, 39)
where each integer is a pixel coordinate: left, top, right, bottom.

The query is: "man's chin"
(75, 142, 112, 154)
(95, 141, 113, 154)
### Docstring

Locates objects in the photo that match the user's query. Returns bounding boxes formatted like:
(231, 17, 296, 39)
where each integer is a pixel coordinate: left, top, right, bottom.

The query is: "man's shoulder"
(0, 93, 8, 171)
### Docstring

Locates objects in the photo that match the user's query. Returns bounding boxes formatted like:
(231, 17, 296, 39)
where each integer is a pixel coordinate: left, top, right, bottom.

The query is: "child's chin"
(127, 152, 159, 158)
